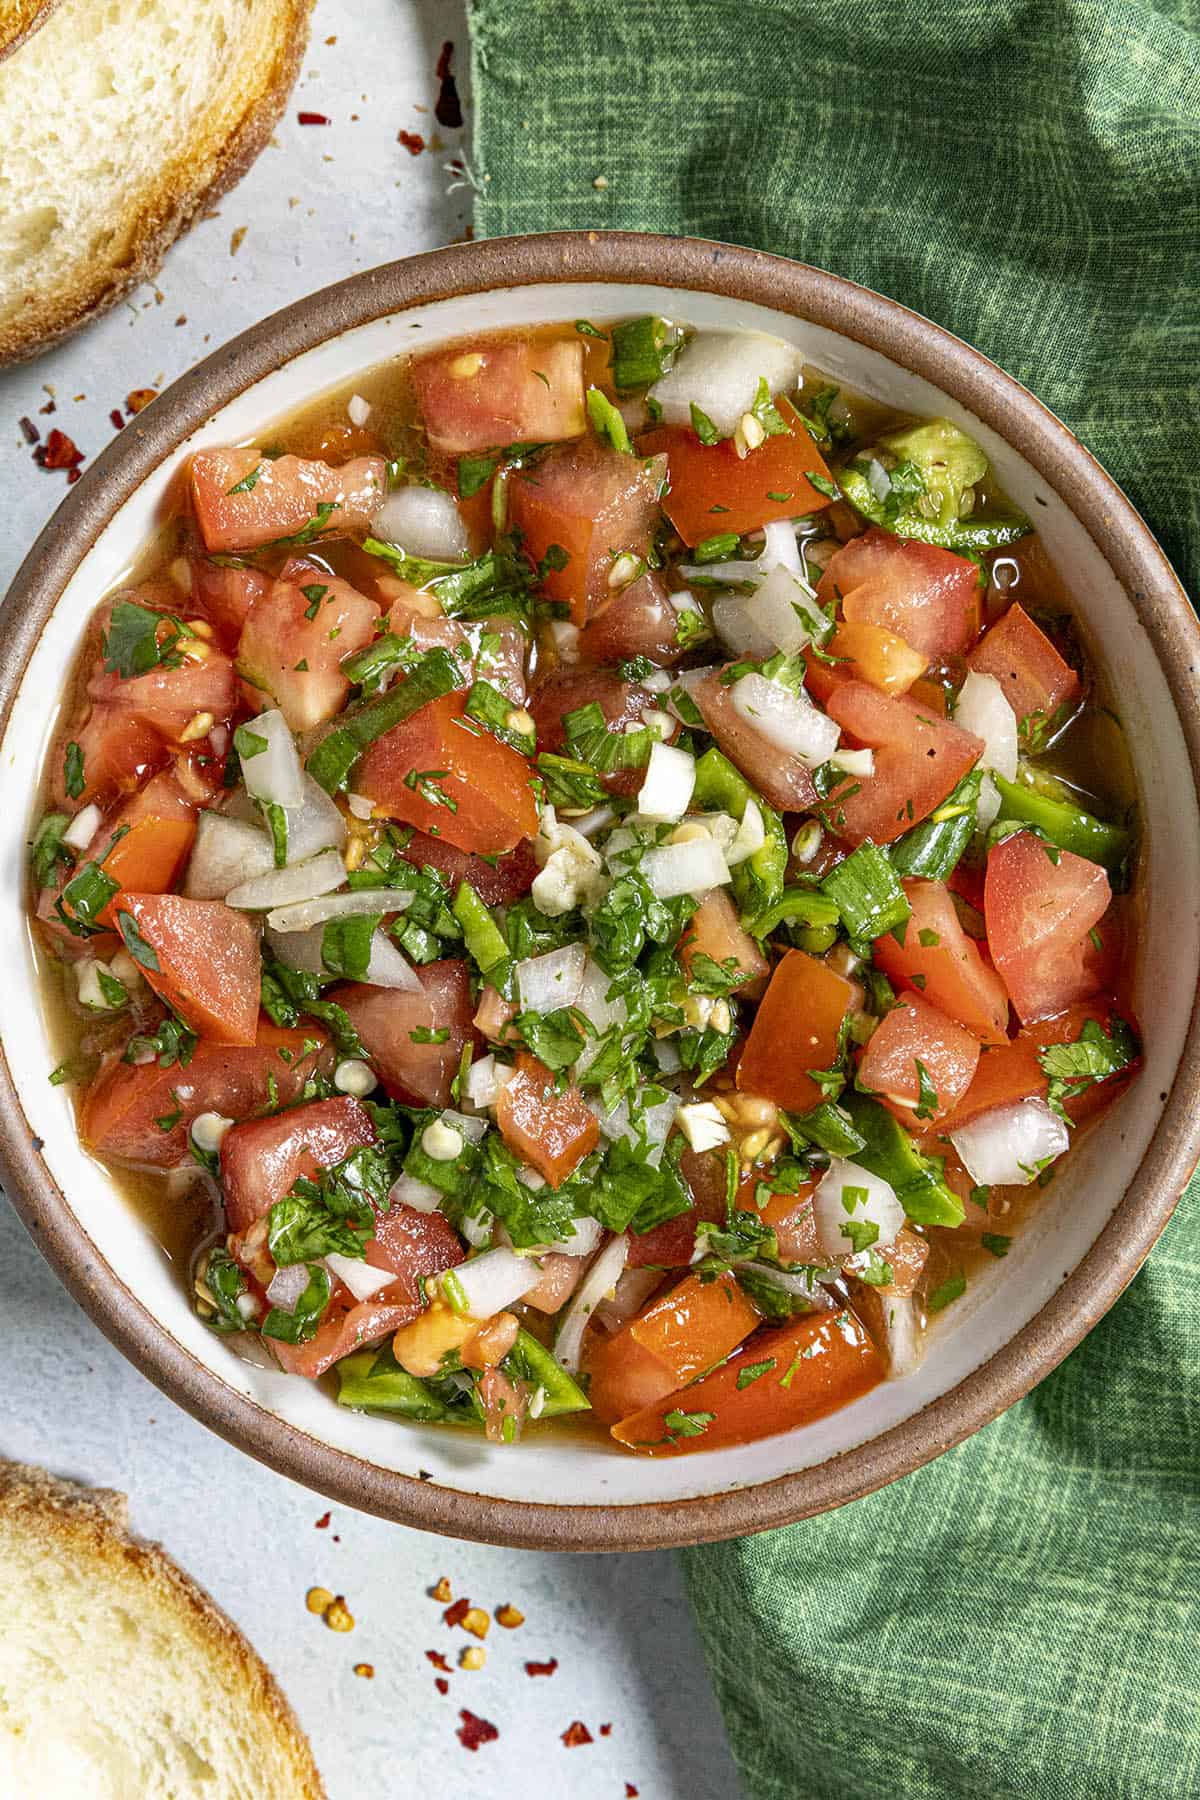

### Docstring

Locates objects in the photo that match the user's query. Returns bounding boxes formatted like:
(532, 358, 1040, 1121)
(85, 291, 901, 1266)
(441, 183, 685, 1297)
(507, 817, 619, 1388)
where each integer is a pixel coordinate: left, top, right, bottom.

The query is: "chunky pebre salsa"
(31, 319, 1141, 1454)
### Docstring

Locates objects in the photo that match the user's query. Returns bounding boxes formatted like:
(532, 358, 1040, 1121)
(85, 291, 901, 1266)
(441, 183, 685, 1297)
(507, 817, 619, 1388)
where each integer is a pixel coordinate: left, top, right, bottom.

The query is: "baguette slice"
(0, 1, 56, 61)
(0, 1461, 325, 1799)
(0, 0, 314, 363)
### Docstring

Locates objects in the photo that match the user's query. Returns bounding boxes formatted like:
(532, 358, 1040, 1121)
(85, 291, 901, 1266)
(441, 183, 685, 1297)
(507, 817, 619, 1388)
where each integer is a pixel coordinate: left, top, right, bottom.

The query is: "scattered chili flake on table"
(495, 1603, 524, 1629)
(600, 1723, 613, 1736)
(443, 1597, 471, 1628)
(109, 410, 124, 431)
(353, 1663, 374, 1679)
(435, 40, 463, 129)
(626, 1785, 640, 1797)
(125, 387, 157, 414)
(324, 1595, 355, 1633)
(315, 1511, 331, 1530)
(435, 1677, 449, 1696)
(430, 1576, 452, 1603)
(397, 129, 425, 156)
(299, 111, 330, 125)
(461, 1607, 490, 1640)
(306, 1586, 334, 1615)
(229, 227, 247, 256)
(425, 1650, 450, 1672)
(525, 1658, 558, 1678)
(33, 429, 83, 475)
(456, 1709, 499, 1752)
(562, 1721, 593, 1748)
(460, 1646, 486, 1671)
(18, 417, 38, 445)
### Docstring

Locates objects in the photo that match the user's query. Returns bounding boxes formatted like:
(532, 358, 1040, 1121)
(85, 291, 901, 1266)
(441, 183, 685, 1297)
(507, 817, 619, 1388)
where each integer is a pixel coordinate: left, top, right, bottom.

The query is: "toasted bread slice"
(0, 1, 55, 60)
(0, 1462, 324, 1799)
(0, 0, 314, 363)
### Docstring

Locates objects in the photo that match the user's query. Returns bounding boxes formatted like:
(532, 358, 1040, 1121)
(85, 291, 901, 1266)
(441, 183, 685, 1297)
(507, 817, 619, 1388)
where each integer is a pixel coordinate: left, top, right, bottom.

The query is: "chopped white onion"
(450, 1246, 542, 1320)
(526, 1216, 605, 1260)
(642, 667, 673, 694)
(829, 747, 875, 778)
(441, 1109, 489, 1145)
(360, 934, 422, 990)
(554, 1234, 630, 1374)
(726, 798, 766, 867)
(284, 774, 348, 864)
(685, 559, 770, 588)
(730, 673, 840, 766)
(63, 803, 102, 851)
(346, 791, 375, 821)
(636, 741, 696, 823)
(741, 566, 822, 656)
(950, 1098, 1069, 1188)
(265, 919, 418, 990)
(184, 813, 276, 900)
(333, 1059, 376, 1097)
(239, 709, 305, 809)
(812, 1158, 905, 1260)
(708, 591, 773, 658)
(675, 1100, 730, 1153)
(347, 393, 372, 427)
(388, 1172, 443, 1214)
(325, 1252, 395, 1301)
(760, 518, 804, 575)
(572, 804, 618, 839)
(977, 773, 1003, 829)
(593, 1092, 677, 1166)
(642, 836, 731, 899)
(267, 887, 415, 933)
(265, 1264, 311, 1310)
(225, 847, 346, 911)
(865, 457, 892, 502)
(463, 1053, 515, 1110)
(648, 330, 803, 438)
(550, 620, 580, 664)
(653, 1037, 682, 1075)
(515, 942, 587, 1015)
(372, 484, 470, 562)
(736, 1260, 835, 1308)
(873, 1292, 924, 1376)
(954, 670, 1018, 781)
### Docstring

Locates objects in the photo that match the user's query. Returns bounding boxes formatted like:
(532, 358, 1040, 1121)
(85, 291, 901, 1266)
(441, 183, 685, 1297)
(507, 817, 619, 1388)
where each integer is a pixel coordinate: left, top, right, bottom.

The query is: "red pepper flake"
(34, 428, 84, 472)
(18, 416, 38, 445)
(435, 40, 463, 130)
(298, 111, 330, 125)
(175, 315, 188, 327)
(600, 1723, 612, 1736)
(430, 1576, 452, 1603)
(626, 1786, 640, 1797)
(561, 1721, 593, 1748)
(397, 129, 425, 156)
(353, 1662, 374, 1679)
(314, 1511, 331, 1530)
(456, 1708, 499, 1752)
(229, 227, 247, 257)
(443, 1597, 471, 1629)
(524, 1658, 558, 1678)
(125, 387, 157, 415)
(67, 468, 82, 485)
(110, 410, 125, 431)
(39, 399, 56, 414)
(435, 1676, 449, 1695)
(425, 1649, 450, 1672)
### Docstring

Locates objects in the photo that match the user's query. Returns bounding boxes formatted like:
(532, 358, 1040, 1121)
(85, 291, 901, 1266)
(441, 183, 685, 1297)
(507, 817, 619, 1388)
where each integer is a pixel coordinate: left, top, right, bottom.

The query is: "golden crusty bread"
(0, 0, 314, 363)
(0, 1461, 324, 1799)
(0, 1, 56, 60)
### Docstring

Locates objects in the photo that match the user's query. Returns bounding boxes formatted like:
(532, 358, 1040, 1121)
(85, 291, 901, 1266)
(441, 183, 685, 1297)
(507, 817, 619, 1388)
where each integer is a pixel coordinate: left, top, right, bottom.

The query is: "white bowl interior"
(2, 279, 1195, 1510)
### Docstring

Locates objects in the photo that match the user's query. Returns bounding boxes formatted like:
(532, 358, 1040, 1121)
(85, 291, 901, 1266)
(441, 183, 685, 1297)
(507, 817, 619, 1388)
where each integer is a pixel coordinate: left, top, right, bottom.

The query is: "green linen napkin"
(469, 5, 1200, 1795)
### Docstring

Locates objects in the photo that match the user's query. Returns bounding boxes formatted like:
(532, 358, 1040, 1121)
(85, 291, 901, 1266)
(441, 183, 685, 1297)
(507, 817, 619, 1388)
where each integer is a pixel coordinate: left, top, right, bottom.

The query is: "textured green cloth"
(469, 6, 1200, 1795)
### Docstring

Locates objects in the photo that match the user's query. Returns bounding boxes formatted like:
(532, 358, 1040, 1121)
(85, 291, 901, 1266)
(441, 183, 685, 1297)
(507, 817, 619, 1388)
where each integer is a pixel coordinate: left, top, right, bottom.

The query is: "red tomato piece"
(494, 1052, 599, 1188)
(584, 1332, 678, 1427)
(586, 1271, 759, 1425)
(626, 1146, 727, 1269)
(966, 603, 1080, 731)
(638, 400, 834, 545)
(236, 562, 379, 731)
(332, 959, 476, 1108)
(578, 570, 684, 666)
(680, 889, 770, 996)
(941, 997, 1139, 1132)
(804, 619, 927, 708)
(97, 818, 195, 923)
(984, 831, 1111, 1024)
(692, 669, 820, 813)
(611, 1309, 884, 1453)
(189, 448, 387, 554)
(113, 892, 261, 1046)
(528, 666, 674, 798)
(521, 1253, 585, 1314)
(355, 692, 538, 855)
(857, 992, 981, 1124)
(398, 830, 537, 906)
(190, 560, 271, 646)
(737, 949, 856, 1113)
(220, 1095, 378, 1234)
(60, 706, 167, 805)
(80, 1022, 328, 1166)
(872, 878, 1009, 1043)
(411, 338, 586, 455)
(819, 528, 981, 659)
(508, 438, 667, 625)
(759, 1178, 824, 1265)
(87, 613, 239, 747)
(821, 682, 984, 845)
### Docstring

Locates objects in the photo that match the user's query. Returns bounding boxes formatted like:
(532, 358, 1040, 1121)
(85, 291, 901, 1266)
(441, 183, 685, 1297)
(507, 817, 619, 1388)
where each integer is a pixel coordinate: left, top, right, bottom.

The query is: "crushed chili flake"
(495, 1603, 524, 1629)
(561, 1720, 593, 1748)
(600, 1723, 613, 1736)
(435, 40, 463, 130)
(324, 33, 337, 43)
(397, 129, 425, 156)
(315, 1511, 331, 1530)
(435, 1676, 449, 1696)
(626, 1786, 639, 1797)
(229, 227, 247, 256)
(456, 1708, 499, 1753)
(125, 388, 157, 415)
(67, 467, 81, 485)
(34, 429, 84, 473)
(461, 1607, 490, 1640)
(298, 111, 330, 125)
(353, 1663, 374, 1679)
(430, 1576, 452, 1603)
(18, 417, 38, 445)
(110, 410, 125, 431)
(443, 1597, 471, 1629)
(525, 1658, 558, 1678)
(425, 1649, 450, 1672)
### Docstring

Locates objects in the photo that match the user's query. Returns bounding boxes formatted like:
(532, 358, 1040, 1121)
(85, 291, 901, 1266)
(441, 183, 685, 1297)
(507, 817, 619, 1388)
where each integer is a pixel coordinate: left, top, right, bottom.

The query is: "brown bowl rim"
(2, 230, 1198, 1551)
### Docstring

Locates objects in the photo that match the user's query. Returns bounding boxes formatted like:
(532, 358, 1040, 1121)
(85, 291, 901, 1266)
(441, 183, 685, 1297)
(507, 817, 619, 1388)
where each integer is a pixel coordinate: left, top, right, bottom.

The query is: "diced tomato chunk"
(857, 992, 981, 1124)
(639, 400, 834, 544)
(528, 666, 673, 798)
(819, 529, 980, 659)
(872, 878, 1009, 1043)
(586, 1271, 759, 1425)
(579, 570, 683, 666)
(59, 706, 167, 805)
(399, 830, 537, 905)
(681, 890, 769, 996)
(804, 620, 927, 707)
(220, 1096, 378, 1234)
(494, 1052, 598, 1188)
(411, 338, 586, 455)
(86, 605, 239, 746)
(611, 1309, 883, 1453)
(355, 692, 539, 854)
(508, 438, 667, 625)
(521, 1253, 586, 1313)
(112, 892, 261, 1046)
(332, 959, 476, 1108)
(693, 669, 819, 813)
(236, 562, 379, 731)
(737, 950, 855, 1113)
(940, 997, 1139, 1131)
(584, 1332, 678, 1427)
(190, 560, 271, 646)
(80, 1022, 328, 1166)
(626, 1146, 727, 1269)
(365, 1204, 464, 1288)
(760, 1178, 825, 1265)
(189, 447, 386, 553)
(967, 603, 1079, 732)
(97, 818, 195, 922)
(984, 830, 1111, 1024)
(821, 683, 983, 845)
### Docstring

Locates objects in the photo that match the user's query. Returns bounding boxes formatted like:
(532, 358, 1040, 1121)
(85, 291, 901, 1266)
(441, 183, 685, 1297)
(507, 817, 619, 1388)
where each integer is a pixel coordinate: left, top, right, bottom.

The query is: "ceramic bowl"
(2, 233, 1198, 1549)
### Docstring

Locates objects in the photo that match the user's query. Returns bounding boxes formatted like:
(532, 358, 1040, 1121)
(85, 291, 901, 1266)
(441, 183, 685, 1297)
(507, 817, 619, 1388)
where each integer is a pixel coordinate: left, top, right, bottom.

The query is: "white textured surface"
(0, 2, 743, 1794)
